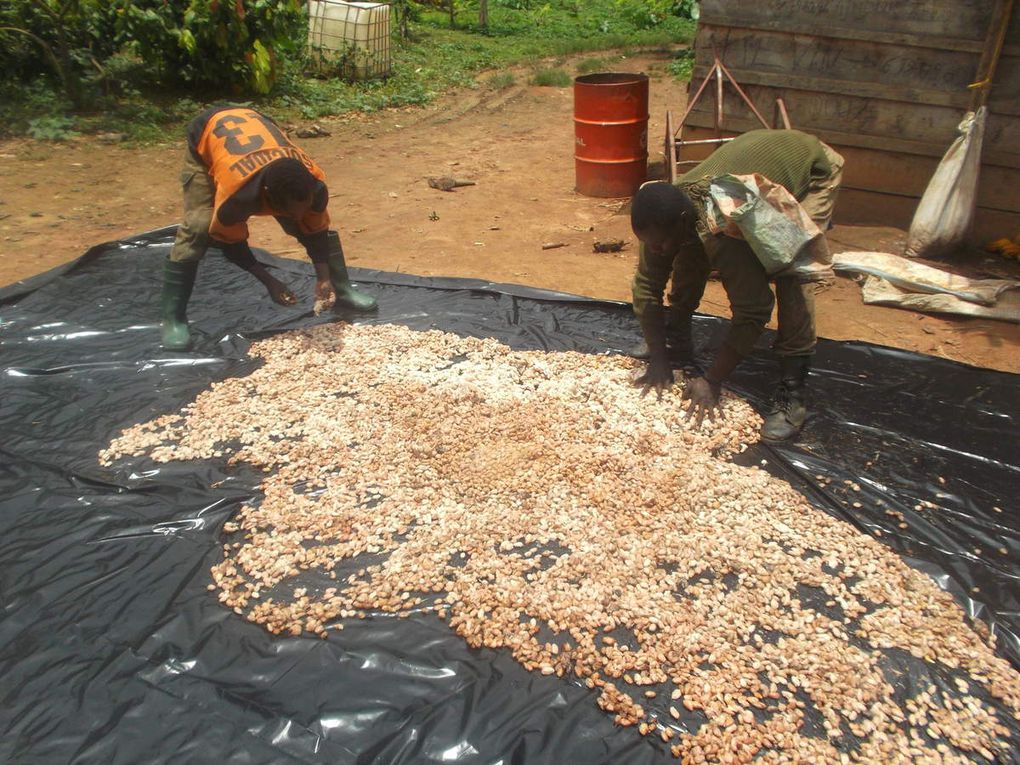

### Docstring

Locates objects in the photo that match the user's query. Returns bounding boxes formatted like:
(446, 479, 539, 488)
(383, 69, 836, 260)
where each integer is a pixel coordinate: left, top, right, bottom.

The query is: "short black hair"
(264, 158, 317, 207)
(631, 181, 698, 238)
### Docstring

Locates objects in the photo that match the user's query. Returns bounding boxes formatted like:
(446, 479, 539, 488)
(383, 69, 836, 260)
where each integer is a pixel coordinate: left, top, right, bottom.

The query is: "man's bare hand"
(313, 280, 336, 315)
(633, 357, 674, 400)
(266, 279, 298, 306)
(682, 376, 721, 428)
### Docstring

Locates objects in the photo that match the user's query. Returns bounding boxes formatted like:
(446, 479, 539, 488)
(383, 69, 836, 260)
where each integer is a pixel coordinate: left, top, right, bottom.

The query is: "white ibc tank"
(308, 1, 391, 80)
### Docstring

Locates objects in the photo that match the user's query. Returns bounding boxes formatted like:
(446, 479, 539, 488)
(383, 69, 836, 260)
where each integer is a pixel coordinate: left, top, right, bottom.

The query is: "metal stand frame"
(665, 54, 792, 183)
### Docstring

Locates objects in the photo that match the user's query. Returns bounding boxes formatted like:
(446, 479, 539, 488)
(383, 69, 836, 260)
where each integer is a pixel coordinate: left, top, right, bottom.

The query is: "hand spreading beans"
(102, 323, 1020, 763)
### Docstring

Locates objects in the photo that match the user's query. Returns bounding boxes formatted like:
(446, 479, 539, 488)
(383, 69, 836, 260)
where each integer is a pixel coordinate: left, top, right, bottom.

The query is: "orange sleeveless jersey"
(193, 108, 330, 243)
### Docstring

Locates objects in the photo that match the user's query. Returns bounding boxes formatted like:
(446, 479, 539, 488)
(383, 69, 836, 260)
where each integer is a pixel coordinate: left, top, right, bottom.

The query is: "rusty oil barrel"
(574, 72, 649, 198)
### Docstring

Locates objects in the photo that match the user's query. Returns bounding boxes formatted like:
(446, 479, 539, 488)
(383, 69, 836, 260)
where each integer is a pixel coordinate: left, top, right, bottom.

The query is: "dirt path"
(1, 51, 1018, 373)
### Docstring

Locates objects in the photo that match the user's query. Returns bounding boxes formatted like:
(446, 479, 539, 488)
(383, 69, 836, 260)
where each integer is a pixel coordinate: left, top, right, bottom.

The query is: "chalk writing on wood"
(697, 27, 976, 93)
(700, 0, 988, 38)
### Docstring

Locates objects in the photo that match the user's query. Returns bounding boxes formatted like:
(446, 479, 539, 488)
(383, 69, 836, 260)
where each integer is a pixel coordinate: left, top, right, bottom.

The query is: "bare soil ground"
(1, 51, 1018, 372)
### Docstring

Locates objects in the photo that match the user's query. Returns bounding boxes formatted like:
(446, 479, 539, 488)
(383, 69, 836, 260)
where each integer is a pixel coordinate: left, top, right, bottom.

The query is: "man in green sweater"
(630, 129, 843, 441)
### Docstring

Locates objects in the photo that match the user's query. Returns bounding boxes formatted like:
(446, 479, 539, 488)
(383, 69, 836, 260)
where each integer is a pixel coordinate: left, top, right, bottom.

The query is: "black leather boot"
(761, 355, 810, 443)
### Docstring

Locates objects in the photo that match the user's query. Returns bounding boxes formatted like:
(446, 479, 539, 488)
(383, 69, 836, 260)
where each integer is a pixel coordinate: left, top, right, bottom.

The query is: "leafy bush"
(1, 0, 698, 140)
(27, 115, 78, 141)
(113, 0, 305, 94)
(669, 47, 694, 81)
(614, 0, 698, 29)
(0, 1, 119, 105)
(0, 0, 305, 101)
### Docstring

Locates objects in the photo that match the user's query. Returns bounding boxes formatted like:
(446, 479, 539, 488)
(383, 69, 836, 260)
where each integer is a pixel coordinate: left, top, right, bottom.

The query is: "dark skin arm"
(270, 188, 335, 306)
(220, 241, 297, 306)
(633, 256, 673, 398)
(682, 236, 773, 424)
(632, 222, 703, 398)
(249, 263, 297, 305)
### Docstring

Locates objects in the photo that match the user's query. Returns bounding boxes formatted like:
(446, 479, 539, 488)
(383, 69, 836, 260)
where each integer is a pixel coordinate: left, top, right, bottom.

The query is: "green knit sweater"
(679, 128, 831, 201)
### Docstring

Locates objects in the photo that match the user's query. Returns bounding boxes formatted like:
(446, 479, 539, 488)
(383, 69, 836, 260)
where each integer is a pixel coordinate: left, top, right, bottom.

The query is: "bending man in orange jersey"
(161, 105, 377, 350)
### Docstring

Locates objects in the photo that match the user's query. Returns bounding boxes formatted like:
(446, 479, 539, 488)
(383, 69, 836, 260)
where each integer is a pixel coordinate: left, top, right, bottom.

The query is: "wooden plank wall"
(680, 0, 1020, 242)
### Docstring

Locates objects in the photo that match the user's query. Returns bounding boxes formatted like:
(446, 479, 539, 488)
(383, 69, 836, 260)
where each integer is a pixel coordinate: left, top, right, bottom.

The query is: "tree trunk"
(0, 25, 79, 107)
(24, 0, 84, 106)
(395, 0, 410, 39)
(479, 0, 488, 28)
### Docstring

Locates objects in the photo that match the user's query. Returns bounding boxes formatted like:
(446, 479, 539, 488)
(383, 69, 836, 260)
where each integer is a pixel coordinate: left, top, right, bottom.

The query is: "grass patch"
(486, 72, 517, 90)
(576, 56, 615, 75)
(531, 68, 573, 87)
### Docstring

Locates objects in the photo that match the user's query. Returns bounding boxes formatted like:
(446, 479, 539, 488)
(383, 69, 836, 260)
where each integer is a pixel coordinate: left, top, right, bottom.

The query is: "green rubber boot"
(161, 258, 198, 350)
(326, 231, 378, 312)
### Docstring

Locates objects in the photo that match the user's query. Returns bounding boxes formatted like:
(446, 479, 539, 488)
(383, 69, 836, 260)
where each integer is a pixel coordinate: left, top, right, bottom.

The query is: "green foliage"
(267, 0, 696, 127)
(531, 67, 572, 87)
(0, 0, 303, 100)
(26, 115, 78, 141)
(576, 56, 614, 74)
(486, 71, 516, 89)
(0, 1, 120, 106)
(0, 77, 69, 136)
(614, 0, 698, 29)
(417, 0, 694, 42)
(113, 0, 305, 94)
(308, 41, 360, 81)
(0, 0, 698, 141)
(668, 47, 694, 81)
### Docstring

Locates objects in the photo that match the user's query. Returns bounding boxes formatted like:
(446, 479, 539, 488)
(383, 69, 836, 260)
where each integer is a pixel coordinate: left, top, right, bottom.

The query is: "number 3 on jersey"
(212, 112, 292, 155)
(212, 115, 265, 155)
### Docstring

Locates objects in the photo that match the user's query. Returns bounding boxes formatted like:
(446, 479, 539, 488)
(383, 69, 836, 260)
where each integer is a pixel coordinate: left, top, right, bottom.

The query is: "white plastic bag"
(904, 107, 986, 259)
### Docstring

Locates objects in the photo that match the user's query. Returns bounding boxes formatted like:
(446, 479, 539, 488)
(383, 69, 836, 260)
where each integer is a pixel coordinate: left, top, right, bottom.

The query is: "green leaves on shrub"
(113, 0, 304, 95)
(613, 0, 698, 29)
(0, 0, 304, 99)
(27, 115, 78, 141)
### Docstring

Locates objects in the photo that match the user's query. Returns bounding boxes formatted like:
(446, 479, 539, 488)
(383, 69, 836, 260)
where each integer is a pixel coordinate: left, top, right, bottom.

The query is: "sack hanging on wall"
(904, 107, 987, 259)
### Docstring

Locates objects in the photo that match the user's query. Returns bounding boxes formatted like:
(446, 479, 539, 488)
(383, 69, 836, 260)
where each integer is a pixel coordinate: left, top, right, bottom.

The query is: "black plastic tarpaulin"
(1, 228, 1017, 764)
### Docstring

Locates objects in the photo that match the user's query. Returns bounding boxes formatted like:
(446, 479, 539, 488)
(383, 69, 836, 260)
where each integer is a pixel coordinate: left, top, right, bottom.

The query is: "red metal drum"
(574, 73, 649, 198)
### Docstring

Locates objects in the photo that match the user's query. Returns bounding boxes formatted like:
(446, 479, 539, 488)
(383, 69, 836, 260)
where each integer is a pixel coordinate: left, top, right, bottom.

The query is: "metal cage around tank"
(307, 0, 391, 81)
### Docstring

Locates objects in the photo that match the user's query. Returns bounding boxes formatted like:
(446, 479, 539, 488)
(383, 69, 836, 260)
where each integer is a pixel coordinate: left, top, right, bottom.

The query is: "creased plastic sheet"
(1, 228, 1018, 764)
(833, 250, 1020, 323)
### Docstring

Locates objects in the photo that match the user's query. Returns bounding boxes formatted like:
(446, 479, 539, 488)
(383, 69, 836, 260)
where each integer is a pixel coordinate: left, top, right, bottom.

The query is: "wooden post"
(714, 63, 723, 136)
(969, 0, 1015, 110)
